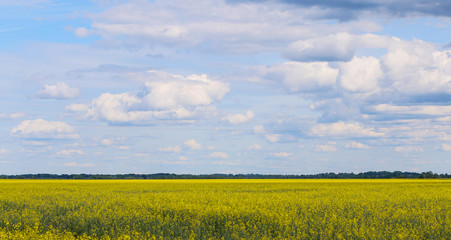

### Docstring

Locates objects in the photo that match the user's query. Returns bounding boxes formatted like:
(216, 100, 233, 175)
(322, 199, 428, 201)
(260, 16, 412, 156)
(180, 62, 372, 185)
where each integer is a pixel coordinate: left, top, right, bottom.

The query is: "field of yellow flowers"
(0, 179, 449, 239)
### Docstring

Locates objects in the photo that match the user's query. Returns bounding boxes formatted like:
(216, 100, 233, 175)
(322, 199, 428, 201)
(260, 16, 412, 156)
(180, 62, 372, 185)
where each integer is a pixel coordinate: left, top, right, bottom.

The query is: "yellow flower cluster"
(0, 179, 449, 239)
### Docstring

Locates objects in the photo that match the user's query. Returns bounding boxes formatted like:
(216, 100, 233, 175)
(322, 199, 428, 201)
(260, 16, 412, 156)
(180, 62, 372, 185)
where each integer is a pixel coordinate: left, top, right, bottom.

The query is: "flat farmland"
(0, 179, 449, 239)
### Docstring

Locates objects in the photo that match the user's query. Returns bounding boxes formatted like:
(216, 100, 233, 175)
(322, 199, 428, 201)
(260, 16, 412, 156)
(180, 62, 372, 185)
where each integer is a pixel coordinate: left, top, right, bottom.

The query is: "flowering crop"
(0, 179, 449, 239)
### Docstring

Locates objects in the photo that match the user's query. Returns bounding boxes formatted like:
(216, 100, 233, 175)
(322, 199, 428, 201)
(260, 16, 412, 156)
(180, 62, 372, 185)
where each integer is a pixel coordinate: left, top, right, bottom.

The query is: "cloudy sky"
(1, 0, 451, 174)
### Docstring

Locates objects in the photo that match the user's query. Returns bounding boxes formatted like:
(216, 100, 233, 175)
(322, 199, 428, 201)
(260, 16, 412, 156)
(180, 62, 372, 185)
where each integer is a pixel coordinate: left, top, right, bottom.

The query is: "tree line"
(0, 171, 448, 179)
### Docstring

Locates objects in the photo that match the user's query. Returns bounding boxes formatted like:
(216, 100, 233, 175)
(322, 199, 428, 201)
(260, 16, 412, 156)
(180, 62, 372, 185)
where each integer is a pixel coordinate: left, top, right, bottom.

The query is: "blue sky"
(1, 0, 451, 174)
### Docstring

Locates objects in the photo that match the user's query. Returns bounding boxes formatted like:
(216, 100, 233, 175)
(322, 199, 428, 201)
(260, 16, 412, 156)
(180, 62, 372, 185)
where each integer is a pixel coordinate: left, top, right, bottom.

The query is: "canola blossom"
(0, 179, 449, 239)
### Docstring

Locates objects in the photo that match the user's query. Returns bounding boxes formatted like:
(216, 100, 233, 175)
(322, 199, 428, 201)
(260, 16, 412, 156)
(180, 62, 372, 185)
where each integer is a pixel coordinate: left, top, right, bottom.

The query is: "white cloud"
(81, 0, 350, 52)
(258, 35, 451, 124)
(0, 149, 10, 155)
(57, 149, 84, 157)
(311, 122, 384, 138)
(23, 141, 48, 146)
(74, 27, 90, 37)
(69, 71, 228, 124)
(213, 160, 240, 166)
(253, 125, 266, 133)
(339, 56, 383, 93)
(179, 156, 188, 161)
(71, 93, 148, 123)
(66, 104, 89, 112)
(63, 162, 94, 167)
(161, 159, 188, 165)
(142, 71, 229, 108)
(101, 138, 115, 146)
(376, 122, 451, 143)
(247, 143, 262, 151)
(118, 146, 130, 150)
(441, 143, 451, 151)
(184, 139, 202, 150)
(269, 152, 293, 158)
(370, 104, 451, 116)
(283, 32, 356, 62)
(100, 137, 126, 147)
(258, 61, 338, 93)
(37, 82, 80, 99)
(20, 145, 52, 153)
(314, 144, 337, 152)
(395, 146, 424, 153)
(0, 112, 25, 119)
(222, 110, 254, 124)
(11, 119, 79, 139)
(159, 145, 181, 153)
(210, 152, 229, 159)
(134, 153, 150, 157)
(381, 39, 451, 95)
(265, 134, 280, 143)
(345, 141, 371, 149)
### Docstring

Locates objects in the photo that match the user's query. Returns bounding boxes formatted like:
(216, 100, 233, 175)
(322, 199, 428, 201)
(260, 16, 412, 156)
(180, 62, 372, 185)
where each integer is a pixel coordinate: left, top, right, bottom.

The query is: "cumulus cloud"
(269, 152, 293, 158)
(66, 104, 89, 113)
(184, 139, 202, 150)
(0, 149, 11, 155)
(100, 138, 115, 146)
(67, 8, 451, 159)
(395, 146, 424, 153)
(11, 119, 79, 139)
(57, 149, 84, 157)
(63, 162, 94, 167)
(222, 110, 254, 124)
(283, 32, 356, 62)
(71, 1, 451, 129)
(345, 141, 371, 149)
(134, 153, 150, 157)
(381, 39, 451, 96)
(311, 122, 384, 137)
(257, 35, 451, 125)
(37, 82, 80, 99)
(314, 144, 337, 152)
(247, 143, 262, 150)
(77, 0, 364, 52)
(77, 0, 451, 55)
(100, 137, 127, 147)
(369, 104, 451, 116)
(213, 160, 240, 166)
(142, 71, 229, 108)
(68, 71, 228, 124)
(253, 125, 266, 133)
(257, 62, 338, 93)
(70, 93, 149, 123)
(441, 143, 451, 151)
(210, 152, 229, 159)
(74, 27, 91, 37)
(265, 134, 280, 143)
(159, 145, 182, 153)
(338, 56, 383, 93)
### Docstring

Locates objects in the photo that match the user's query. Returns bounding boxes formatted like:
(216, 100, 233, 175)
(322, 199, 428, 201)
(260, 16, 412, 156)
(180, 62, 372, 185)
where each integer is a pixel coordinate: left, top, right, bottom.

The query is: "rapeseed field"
(0, 179, 449, 239)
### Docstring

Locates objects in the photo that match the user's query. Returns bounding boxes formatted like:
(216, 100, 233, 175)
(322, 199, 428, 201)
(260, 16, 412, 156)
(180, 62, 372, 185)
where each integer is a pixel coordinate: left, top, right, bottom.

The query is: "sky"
(1, 0, 451, 175)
